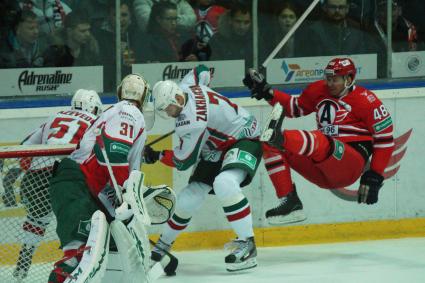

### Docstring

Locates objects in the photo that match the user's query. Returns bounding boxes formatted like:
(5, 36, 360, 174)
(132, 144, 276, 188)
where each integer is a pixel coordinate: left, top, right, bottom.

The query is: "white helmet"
(117, 73, 150, 111)
(152, 80, 185, 119)
(71, 89, 103, 116)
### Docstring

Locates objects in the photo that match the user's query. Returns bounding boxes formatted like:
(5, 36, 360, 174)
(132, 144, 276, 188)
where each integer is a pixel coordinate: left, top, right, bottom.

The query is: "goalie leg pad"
(110, 218, 156, 283)
(64, 210, 110, 283)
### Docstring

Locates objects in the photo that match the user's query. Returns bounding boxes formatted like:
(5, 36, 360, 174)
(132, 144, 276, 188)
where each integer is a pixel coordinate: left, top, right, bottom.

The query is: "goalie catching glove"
(143, 185, 177, 225)
(115, 170, 177, 225)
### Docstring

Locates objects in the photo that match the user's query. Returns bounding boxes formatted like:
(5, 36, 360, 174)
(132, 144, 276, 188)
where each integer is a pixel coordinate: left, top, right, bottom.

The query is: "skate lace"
(277, 197, 288, 207)
(224, 239, 248, 255)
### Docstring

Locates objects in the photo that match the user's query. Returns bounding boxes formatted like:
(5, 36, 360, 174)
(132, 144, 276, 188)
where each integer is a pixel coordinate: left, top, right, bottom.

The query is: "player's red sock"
(283, 130, 330, 162)
(262, 143, 293, 198)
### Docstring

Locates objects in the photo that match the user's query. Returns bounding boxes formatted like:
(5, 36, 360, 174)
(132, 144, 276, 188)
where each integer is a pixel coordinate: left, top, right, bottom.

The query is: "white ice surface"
(2, 238, 424, 283)
(157, 238, 425, 283)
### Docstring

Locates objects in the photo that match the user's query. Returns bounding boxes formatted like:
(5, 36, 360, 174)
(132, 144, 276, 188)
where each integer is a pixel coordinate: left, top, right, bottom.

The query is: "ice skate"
(260, 104, 285, 150)
(13, 244, 35, 280)
(266, 185, 307, 225)
(151, 238, 172, 262)
(224, 237, 257, 272)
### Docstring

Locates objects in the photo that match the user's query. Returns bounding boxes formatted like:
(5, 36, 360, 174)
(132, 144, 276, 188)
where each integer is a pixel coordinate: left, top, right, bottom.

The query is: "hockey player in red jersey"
(243, 58, 395, 225)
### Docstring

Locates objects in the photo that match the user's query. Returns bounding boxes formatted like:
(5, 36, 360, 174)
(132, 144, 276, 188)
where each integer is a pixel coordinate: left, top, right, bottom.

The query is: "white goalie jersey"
(71, 100, 147, 195)
(169, 84, 260, 170)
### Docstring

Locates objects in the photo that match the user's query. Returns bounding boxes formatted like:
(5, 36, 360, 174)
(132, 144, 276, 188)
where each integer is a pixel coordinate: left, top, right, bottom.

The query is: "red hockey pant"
(263, 130, 365, 198)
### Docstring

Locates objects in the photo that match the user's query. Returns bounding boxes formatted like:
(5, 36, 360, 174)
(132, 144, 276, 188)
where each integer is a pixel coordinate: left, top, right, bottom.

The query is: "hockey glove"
(143, 146, 161, 164)
(242, 68, 274, 101)
(115, 201, 134, 221)
(357, 170, 384, 205)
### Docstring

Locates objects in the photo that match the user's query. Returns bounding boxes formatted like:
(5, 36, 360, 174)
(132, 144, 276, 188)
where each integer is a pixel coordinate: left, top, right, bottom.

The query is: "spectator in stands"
(181, 0, 226, 61)
(18, 0, 72, 35)
(290, 0, 377, 28)
(0, 10, 47, 68)
(348, 0, 375, 29)
(93, 0, 142, 91)
(137, 1, 188, 63)
(133, 0, 196, 33)
(298, 0, 377, 57)
(193, 0, 226, 34)
(76, 0, 110, 29)
(44, 11, 100, 66)
(0, 1, 21, 42)
(209, 3, 253, 67)
(376, 0, 425, 52)
(401, 0, 425, 45)
(260, 1, 304, 59)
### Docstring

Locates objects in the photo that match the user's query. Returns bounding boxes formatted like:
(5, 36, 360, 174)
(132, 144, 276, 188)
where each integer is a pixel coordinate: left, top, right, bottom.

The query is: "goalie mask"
(71, 89, 103, 116)
(117, 73, 151, 112)
(152, 80, 185, 119)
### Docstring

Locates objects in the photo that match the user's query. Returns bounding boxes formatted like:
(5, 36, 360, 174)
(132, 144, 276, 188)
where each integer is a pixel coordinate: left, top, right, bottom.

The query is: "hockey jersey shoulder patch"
(373, 116, 393, 133)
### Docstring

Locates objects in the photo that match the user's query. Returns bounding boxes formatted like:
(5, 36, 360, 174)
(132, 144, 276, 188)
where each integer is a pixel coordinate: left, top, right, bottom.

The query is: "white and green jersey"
(21, 109, 97, 170)
(172, 84, 260, 170)
(71, 101, 147, 195)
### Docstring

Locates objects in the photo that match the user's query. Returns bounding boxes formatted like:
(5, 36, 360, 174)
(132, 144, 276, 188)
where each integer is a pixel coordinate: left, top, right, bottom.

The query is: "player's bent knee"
(213, 171, 241, 201)
(176, 182, 210, 215)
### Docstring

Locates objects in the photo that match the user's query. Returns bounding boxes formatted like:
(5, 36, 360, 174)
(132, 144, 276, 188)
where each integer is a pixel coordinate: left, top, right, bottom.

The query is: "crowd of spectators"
(1, 0, 424, 87)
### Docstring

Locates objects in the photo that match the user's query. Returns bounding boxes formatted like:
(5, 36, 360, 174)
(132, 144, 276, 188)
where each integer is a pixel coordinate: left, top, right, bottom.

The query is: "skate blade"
(226, 257, 257, 272)
(260, 104, 284, 142)
(267, 210, 307, 225)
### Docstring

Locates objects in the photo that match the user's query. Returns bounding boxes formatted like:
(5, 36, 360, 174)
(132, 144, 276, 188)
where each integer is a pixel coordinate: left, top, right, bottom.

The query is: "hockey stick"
(146, 130, 175, 147)
(95, 130, 123, 204)
(96, 130, 179, 276)
(261, 0, 321, 69)
(149, 239, 178, 276)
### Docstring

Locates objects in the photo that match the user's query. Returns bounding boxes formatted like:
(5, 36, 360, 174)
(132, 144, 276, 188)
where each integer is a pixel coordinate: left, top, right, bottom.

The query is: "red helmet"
(324, 58, 357, 80)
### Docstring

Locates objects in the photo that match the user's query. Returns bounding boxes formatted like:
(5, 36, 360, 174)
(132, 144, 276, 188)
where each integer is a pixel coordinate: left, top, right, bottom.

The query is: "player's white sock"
(222, 195, 254, 240)
(214, 169, 254, 240)
(161, 212, 192, 245)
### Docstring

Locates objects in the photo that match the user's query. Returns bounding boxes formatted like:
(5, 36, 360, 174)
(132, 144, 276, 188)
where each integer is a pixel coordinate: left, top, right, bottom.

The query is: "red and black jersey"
(271, 80, 394, 174)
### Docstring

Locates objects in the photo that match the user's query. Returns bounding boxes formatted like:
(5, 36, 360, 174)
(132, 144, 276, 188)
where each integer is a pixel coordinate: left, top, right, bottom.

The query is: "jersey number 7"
(207, 91, 238, 114)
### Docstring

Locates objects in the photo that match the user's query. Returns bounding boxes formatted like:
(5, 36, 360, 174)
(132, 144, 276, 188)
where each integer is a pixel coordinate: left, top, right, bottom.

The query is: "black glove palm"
(242, 68, 273, 101)
(358, 170, 384, 204)
(143, 146, 161, 164)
